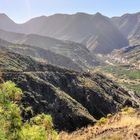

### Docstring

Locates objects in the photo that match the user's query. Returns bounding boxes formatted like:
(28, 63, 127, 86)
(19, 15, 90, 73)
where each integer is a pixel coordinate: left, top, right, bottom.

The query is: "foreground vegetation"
(0, 71, 139, 140)
(0, 81, 58, 140)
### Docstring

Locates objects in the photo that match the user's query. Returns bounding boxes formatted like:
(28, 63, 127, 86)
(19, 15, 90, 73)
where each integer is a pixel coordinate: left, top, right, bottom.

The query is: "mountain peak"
(95, 12, 102, 15)
(0, 13, 16, 24)
(0, 13, 11, 20)
(94, 12, 104, 18)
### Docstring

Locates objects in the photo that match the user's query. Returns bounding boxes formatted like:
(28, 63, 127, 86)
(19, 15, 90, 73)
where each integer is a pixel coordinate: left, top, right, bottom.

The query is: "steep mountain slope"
(0, 29, 101, 69)
(112, 12, 140, 44)
(0, 13, 17, 32)
(0, 13, 128, 54)
(60, 108, 140, 140)
(0, 49, 140, 131)
(0, 38, 83, 71)
(19, 13, 129, 54)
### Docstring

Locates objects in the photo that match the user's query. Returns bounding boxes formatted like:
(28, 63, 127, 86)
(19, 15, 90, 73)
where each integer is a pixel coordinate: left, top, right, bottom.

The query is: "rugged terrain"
(97, 44, 140, 94)
(60, 108, 140, 140)
(0, 13, 128, 54)
(0, 48, 140, 132)
(110, 45, 140, 68)
(0, 11, 140, 139)
(0, 29, 101, 71)
(112, 12, 140, 40)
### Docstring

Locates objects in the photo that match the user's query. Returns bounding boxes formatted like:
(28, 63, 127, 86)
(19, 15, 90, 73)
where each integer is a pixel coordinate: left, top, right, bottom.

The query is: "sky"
(0, 0, 140, 23)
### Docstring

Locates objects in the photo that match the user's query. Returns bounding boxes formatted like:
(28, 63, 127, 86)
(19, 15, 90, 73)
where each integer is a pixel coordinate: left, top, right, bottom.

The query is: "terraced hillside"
(0, 39, 84, 71)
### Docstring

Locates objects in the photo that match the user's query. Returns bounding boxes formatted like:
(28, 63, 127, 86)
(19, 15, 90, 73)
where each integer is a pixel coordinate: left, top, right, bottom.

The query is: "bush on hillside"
(0, 81, 58, 140)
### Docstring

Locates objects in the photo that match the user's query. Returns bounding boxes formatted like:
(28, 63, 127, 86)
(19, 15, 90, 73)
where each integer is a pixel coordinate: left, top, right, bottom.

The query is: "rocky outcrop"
(2, 72, 96, 131)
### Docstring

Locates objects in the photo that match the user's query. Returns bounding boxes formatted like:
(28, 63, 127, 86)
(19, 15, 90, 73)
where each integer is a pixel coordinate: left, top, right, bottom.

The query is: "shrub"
(97, 117, 108, 126)
(0, 81, 58, 140)
(121, 107, 135, 114)
(107, 114, 112, 118)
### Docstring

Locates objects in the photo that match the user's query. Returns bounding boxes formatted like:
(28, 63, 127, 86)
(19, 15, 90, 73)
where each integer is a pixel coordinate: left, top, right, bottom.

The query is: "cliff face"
(1, 50, 140, 131)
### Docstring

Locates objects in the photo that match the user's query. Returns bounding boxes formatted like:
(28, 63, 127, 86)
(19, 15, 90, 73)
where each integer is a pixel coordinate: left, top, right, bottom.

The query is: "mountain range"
(0, 11, 140, 137)
(0, 12, 130, 54)
(0, 12, 140, 67)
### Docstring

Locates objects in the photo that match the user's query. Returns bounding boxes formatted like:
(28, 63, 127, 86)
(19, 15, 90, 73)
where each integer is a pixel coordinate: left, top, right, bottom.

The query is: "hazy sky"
(0, 0, 140, 23)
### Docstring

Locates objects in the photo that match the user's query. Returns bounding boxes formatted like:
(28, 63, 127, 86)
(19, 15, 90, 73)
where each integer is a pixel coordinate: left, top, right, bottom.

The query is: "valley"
(96, 65, 140, 95)
(0, 11, 140, 140)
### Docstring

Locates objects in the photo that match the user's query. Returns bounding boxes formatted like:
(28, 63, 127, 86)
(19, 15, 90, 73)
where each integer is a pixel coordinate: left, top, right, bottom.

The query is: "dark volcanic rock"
(1, 50, 140, 131)
(2, 72, 95, 131)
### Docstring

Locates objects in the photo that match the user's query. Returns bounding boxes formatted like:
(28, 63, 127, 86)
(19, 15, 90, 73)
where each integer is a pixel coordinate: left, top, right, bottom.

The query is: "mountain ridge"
(112, 12, 140, 45)
(1, 49, 140, 131)
(0, 12, 129, 54)
(0, 29, 102, 70)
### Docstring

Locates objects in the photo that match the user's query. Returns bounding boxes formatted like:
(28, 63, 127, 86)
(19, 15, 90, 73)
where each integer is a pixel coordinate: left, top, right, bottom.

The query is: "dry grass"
(78, 77, 97, 88)
(59, 108, 140, 140)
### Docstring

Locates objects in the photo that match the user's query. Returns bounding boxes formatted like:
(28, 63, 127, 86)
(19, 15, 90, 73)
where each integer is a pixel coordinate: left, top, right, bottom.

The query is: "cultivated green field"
(98, 65, 140, 95)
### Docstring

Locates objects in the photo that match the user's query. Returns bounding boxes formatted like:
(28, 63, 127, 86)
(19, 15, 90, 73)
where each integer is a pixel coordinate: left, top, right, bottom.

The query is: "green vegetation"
(102, 66, 140, 80)
(107, 114, 112, 118)
(121, 107, 135, 115)
(99, 65, 140, 95)
(0, 81, 58, 140)
(97, 117, 108, 126)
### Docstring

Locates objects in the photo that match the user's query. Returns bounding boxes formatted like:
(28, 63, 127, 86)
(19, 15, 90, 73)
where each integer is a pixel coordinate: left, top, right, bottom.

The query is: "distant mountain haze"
(112, 12, 140, 45)
(0, 12, 129, 54)
(112, 12, 140, 38)
(0, 13, 17, 31)
(0, 38, 84, 71)
(0, 30, 102, 71)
